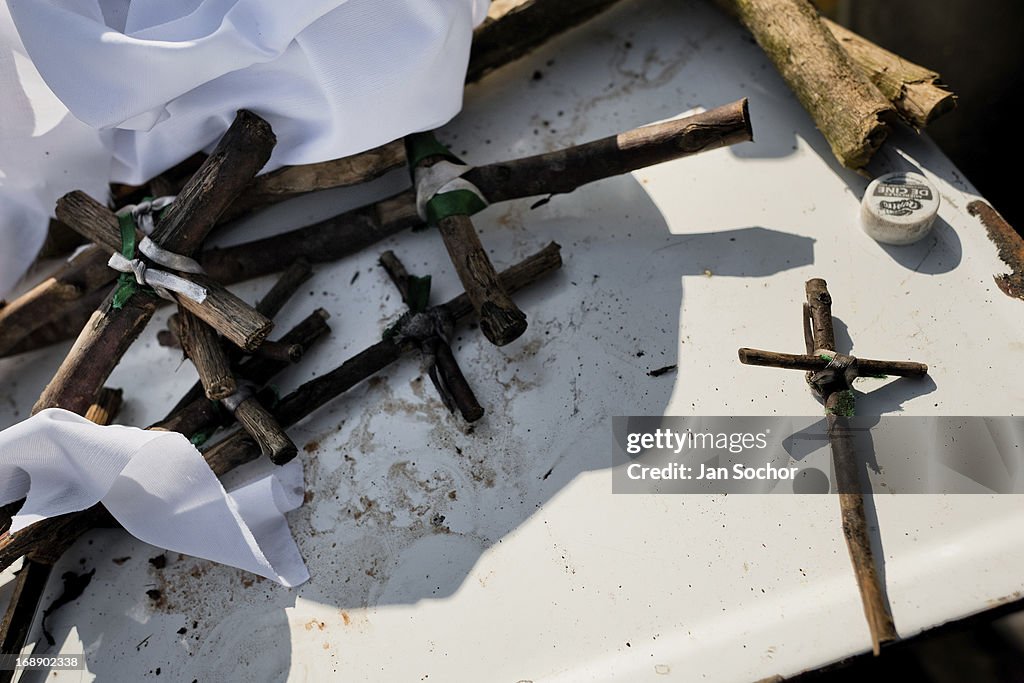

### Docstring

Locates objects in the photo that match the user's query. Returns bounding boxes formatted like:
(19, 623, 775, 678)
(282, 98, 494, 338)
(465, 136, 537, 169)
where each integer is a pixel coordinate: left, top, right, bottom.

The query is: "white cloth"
(0, 0, 487, 295)
(0, 409, 309, 587)
(0, 1, 111, 296)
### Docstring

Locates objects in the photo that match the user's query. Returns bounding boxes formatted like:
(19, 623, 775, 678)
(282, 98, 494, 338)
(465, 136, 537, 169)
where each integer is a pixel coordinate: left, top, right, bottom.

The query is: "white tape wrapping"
(107, 252, 208, 303)
(116, 196, 176, 235)
(109, 195, 208, 302)
(137, 236, 204, 274)
(413, 160, 489, 221)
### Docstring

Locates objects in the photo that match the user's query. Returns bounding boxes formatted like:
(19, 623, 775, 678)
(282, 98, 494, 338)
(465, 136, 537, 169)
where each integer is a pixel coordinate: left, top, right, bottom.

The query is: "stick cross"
(738, 278, 929, 655)
(379, 250, 484, 422)
(406, 133, 528, 346)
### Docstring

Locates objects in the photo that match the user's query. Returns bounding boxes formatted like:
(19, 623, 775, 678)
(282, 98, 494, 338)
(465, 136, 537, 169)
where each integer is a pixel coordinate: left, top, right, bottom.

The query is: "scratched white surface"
(1, 0, 1023, 681)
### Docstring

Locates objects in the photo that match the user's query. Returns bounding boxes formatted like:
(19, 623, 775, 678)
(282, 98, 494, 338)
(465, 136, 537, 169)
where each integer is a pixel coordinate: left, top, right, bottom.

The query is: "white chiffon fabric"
(0, 409, 309, 587)
(0, 0, 488, 294)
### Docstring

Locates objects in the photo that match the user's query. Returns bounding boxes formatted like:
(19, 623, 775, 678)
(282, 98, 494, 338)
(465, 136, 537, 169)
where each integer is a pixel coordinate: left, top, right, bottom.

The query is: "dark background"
(827, 0, 1024, 230)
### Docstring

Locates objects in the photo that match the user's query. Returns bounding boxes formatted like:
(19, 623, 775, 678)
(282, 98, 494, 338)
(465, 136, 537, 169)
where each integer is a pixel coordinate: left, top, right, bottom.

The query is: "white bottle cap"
(860, 171, 940, 245)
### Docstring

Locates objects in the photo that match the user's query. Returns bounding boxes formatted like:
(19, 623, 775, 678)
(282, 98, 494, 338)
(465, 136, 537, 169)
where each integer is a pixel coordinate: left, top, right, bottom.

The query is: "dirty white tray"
(2, 0, 1022, 681)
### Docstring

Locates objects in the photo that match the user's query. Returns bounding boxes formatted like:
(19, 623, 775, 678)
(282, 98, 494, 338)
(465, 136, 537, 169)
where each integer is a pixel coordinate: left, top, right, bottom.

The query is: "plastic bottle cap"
(860, 172, 940, 245)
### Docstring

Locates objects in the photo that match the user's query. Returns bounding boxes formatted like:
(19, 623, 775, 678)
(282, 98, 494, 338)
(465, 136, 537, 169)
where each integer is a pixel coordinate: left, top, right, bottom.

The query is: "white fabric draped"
(0, 409, 309, 587)
(0, 0, 487, 294)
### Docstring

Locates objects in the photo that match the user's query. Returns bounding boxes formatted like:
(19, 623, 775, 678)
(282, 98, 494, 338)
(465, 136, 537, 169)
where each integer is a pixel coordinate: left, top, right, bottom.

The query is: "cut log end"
(232, 397, 297, 466)
(84, 387, 124, 425)
(204, 379, 237, 402)
(479, 303, 528, 346)
(242, 323, 275, 352)
(900, 82, 958, 129)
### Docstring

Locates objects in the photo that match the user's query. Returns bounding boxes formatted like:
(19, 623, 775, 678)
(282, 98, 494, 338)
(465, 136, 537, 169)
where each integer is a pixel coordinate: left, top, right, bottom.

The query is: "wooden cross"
(402, 99, 752, 348)
(738, 278, 929, 655)
(379, 250, 484, 422)
(36, 111, 277, 416)
(405, 132, 529, 347)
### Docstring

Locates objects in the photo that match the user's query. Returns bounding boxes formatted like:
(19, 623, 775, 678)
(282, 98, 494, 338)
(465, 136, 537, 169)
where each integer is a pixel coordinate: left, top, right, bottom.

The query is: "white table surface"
(2, 0, 1022, 681)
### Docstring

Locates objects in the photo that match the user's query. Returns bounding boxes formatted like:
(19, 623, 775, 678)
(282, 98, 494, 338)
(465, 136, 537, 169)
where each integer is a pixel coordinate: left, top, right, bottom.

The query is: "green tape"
(111, 201, 169, 309)
(189, 429, 214, 447)
(425, 189, 488, 224)
(405, 132, 463, 170)
(406, 275, 432, 314)
(382, 273, 432, 340)
(406, 133, 486, 225)
(111, 212, 140, 310)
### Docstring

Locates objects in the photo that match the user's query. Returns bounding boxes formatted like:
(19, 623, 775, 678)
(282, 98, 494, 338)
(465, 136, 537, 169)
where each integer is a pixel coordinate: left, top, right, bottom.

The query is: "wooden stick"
(217, 141, 407, 223)
(428, 340, 484, 422)
(84, 387, 125, 426)
(805, 278, 837, 351)
(149, 112, 275, 253)
(379, 250, 484, 421)
(718, 0, 893, 168)
(467, 0, 627, 83)
(159, 309, 331, 438)
(804, 278, 897, 655)
(159, 259, 313, 352)
(0, 383, 123, 677)
(228, 392, 297, 465)
(255, 260, 314, 319)
(163, 261, 324, 420)
(462, 99, 753, 202)
(166, 298, 308, 462)
(823, 18, 956, 129)
(409, 135, 528, 346)
(0, 247, 556, 570)
(55, 191, 273, 351)
(33, 111, 276, 416)
(0, 247, 112, 357)
(172, 310, 236, 401)
(34, 289, 158, 414)
(205, 242, 562, 475)
(175, 274, 273, 351)
(235, 315, 330, 388)
(378, 251, 415, 300)
(443, 213, 527, 345)
(251, 341, 304, 364)
(738, 348, 928, 377)
(967, 200, 1024, 302)
(200, 101, 750, 284)
(0, 560, 50, 681)
(4, 103, 751, 356)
